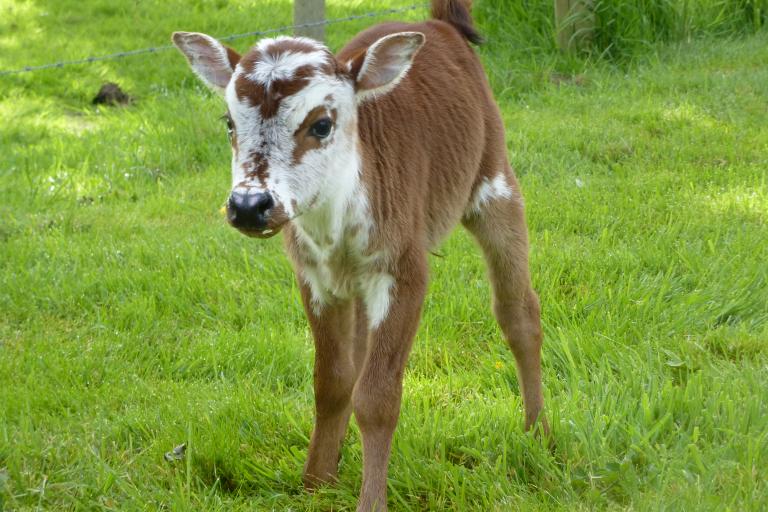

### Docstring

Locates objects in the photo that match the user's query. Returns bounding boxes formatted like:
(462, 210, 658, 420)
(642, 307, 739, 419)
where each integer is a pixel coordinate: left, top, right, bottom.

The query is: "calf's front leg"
(300, 288, 359, 488)
(353, 249, 428, 512)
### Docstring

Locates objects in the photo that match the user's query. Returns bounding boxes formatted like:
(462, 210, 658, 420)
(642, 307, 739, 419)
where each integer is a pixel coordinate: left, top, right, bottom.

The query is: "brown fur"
(225, 46, 241, 69)
(185, 2, 546, 510)
(337, 18, 491, 250)
(243, 154, 269, 185)
(284, 4, 546, 511)
(431, 0, 483, 45)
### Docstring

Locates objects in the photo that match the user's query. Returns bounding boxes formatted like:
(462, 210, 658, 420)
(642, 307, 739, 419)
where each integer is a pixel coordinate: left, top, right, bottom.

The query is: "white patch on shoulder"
(466, 173, 514, 215)
(360, 273, 395, 329)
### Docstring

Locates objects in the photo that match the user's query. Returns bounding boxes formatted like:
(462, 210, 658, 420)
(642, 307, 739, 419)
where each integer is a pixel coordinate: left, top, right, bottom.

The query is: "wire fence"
(0, 4, 426, 77)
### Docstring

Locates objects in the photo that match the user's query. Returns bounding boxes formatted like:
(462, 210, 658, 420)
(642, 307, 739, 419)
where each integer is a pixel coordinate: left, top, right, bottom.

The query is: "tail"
(431, 0, 483, 45)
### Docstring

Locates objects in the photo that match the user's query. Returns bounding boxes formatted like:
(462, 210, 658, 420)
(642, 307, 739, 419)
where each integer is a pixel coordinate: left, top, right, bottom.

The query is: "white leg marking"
(361, 273, 395, 330)
(467, 173, 514, 215)
(301, 265, 330, 315)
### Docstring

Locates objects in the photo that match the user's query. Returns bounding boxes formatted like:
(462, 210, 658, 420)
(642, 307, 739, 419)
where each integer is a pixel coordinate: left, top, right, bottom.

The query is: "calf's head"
(172, 31, 425, 238)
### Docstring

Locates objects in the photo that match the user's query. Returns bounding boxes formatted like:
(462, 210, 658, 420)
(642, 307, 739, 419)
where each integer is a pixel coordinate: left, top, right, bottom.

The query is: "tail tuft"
(431, 0, 483, 45)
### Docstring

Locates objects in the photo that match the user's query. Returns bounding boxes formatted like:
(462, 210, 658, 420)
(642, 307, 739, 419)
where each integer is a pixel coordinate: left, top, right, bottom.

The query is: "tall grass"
(591, 0, 767, 59)
(476, 0, 767, 62)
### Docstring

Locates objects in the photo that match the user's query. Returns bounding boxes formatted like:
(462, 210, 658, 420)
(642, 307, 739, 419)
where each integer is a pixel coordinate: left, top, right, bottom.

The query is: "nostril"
(254, 192, 274, 214)
(226, 190, 273, 229)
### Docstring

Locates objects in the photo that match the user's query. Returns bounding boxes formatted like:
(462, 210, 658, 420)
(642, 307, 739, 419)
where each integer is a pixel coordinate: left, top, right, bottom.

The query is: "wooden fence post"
(555, 0, 595, 52)
(294, 0, 326, 42)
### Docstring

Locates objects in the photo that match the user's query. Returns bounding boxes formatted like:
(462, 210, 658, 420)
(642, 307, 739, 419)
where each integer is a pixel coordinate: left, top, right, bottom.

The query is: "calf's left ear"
(172, 32, 240, 93)
(348, 32, 425, 102)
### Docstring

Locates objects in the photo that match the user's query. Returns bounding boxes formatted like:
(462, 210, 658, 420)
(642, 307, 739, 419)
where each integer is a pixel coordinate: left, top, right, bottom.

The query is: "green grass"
(1, 0, 768, 510)
(473, 0, 768, 62)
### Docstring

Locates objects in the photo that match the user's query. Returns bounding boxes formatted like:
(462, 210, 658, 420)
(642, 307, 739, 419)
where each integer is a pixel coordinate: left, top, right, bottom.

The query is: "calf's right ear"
(172, 32, 240, 93)
(347, 32, 425, 102)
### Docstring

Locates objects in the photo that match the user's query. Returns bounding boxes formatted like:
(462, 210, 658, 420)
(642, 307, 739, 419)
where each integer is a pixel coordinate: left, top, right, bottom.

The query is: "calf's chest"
(291, 229, 394, 329)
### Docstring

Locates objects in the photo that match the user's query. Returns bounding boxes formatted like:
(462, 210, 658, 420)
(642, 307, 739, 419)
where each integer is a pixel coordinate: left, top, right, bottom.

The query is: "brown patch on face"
(244, 151, 270, 186)
(234, 65, 321, 119)
(237, 48, 262, 75)
(292, 106, 337, 165)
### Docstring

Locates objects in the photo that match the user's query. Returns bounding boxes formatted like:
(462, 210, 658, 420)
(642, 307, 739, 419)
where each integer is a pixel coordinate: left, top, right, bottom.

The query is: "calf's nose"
(227, 190, 274, 230)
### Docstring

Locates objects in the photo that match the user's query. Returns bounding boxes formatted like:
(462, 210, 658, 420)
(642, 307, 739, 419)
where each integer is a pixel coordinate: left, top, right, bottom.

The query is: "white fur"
(300, 265, 333, 310)
(467, 173, 514, 215)
(284, 77, 340, 127)
(247, 49, 330, 87)
(293, 165, 374, 313)
(278, 76, 357, 220)
(256, 35, 324, 52)
(361, 273, 395, 329)
(225, 73, 266, 185)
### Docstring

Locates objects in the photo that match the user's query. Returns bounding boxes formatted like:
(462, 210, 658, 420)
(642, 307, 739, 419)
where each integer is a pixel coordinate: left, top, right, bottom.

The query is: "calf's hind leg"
(462, 171, 548, 433)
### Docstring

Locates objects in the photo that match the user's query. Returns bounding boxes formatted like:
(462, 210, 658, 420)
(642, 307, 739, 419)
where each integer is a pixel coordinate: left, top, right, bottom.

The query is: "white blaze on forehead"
(467, 173, 515, 215)
(246, 37, 330, 86)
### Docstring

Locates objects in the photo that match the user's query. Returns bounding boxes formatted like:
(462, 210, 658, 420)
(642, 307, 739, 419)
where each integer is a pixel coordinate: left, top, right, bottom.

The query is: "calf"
(173, 1, 547, 509)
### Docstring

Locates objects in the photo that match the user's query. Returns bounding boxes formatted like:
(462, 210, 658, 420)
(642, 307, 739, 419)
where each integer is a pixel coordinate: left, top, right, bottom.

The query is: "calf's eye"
(309, 117, 333, 139)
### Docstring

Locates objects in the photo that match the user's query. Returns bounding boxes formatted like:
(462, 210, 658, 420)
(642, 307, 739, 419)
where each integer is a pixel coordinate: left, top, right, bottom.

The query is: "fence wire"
(0, 4, 426, 77)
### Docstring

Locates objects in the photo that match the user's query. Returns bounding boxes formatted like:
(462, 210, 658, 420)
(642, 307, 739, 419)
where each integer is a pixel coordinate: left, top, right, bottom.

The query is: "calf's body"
(173, 2, 546, 510)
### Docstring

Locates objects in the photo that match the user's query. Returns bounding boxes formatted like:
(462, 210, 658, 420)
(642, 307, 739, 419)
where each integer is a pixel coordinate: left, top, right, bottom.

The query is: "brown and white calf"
(173, 1, 547, 509)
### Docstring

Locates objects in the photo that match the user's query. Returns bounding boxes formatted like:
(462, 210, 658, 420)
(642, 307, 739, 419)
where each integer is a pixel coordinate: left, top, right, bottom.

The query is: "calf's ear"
(347, 32, 425, 102)
(172, 32, 240, 93)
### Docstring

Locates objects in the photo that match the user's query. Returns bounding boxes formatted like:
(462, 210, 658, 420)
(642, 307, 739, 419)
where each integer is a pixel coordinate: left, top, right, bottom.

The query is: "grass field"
(1, 0, 767, 510)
